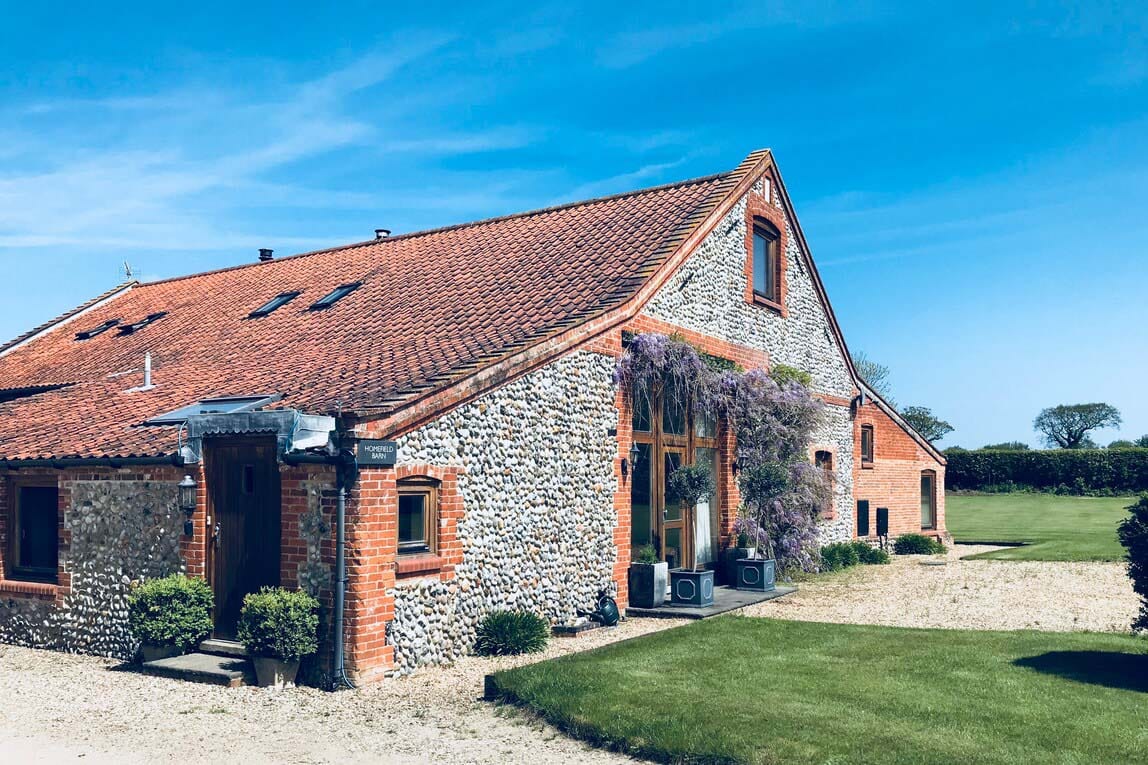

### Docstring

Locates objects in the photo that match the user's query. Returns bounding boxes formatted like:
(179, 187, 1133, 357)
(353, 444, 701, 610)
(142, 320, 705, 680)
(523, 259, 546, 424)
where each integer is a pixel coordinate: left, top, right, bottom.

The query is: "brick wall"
(854, 403, 947, 540)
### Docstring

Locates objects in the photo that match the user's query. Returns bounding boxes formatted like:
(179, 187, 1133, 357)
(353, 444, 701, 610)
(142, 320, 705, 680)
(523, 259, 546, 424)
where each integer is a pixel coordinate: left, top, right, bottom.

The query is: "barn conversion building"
(0, 150, 945, 682)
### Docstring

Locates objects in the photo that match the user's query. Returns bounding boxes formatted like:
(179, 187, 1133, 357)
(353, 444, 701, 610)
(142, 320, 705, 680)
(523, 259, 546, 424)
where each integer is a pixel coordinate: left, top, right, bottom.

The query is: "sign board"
(356, 440, 398, 467)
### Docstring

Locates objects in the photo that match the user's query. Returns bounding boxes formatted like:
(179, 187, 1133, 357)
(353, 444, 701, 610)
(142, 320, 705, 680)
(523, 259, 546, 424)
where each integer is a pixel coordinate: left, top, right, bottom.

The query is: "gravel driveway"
(0, 546, 1137, 764)
(743, 544, 1139, 632)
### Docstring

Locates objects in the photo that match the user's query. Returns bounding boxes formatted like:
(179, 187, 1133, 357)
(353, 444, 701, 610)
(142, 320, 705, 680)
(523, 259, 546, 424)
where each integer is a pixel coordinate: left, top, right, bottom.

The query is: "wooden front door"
(206, 437, 281, 639)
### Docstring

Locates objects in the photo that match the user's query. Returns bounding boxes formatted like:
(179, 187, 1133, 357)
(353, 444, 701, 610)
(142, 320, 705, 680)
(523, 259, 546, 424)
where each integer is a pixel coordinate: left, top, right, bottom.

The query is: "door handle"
(213, 523, 221, 548)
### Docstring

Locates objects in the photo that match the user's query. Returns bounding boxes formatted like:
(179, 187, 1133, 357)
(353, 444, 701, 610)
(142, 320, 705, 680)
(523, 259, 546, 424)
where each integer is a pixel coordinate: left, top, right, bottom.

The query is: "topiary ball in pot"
(238, 587, 320, 688)
(128, 574, 213, 661)
(474, 610, 549, 656)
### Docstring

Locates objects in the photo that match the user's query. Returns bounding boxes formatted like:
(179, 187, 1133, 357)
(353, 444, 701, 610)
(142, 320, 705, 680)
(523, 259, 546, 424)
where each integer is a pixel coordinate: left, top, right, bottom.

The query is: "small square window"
(397, 479, 438, 554)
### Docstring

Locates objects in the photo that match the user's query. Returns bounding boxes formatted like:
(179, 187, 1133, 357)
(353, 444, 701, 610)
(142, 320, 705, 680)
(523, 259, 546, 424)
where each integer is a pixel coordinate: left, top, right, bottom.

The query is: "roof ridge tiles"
(136, 170, 733, 289)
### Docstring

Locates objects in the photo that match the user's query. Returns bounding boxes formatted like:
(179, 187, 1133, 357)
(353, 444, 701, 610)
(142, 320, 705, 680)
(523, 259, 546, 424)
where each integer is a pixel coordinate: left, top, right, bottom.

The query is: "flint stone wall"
(642, 190, 858, 538)
(389, 351, 617, 674)
(0, 480, 183, 659)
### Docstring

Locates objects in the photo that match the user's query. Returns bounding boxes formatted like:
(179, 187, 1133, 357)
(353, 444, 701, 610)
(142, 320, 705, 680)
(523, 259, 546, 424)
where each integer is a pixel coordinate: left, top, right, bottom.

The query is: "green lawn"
(491, 617, 1148, 765)
(946, 493, 1135, 561)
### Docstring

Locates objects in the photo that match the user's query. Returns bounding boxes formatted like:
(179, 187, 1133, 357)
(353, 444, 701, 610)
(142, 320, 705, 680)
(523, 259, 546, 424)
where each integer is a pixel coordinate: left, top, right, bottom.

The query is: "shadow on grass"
(1014, 651, 1148, 693)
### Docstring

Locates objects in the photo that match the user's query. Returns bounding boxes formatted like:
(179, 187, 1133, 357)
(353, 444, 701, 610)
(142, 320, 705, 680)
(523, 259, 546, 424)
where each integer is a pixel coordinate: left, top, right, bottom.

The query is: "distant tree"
(1033, 403, 1122, 449)
(1109, 440, 1138, 450)
(851, 350, 895, 407)
(943, 445, 968, 454)
(1137, 435, 1148, 448)
(983, 441, 1030, 451)
(900, 406, 954, 443)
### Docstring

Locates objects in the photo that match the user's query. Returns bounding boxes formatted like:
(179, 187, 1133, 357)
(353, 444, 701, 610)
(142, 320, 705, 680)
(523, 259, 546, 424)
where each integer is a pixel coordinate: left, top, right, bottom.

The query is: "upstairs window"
(249, 292, 300, 318)
(117, 312, 167, 335)
(397, 477, 438, 554)
(75, 319, 120, 340)
(8, 480, 59, 583)
(309, 283, 361, 310)
(861, 425, 875, 465)
(752, 221, 780, 304)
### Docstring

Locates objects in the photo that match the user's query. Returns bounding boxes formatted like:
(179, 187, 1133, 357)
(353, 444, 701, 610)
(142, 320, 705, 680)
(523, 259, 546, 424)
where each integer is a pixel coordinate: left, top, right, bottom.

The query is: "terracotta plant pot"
(139, 643, 183, 663)
(252, 656, 301, 688)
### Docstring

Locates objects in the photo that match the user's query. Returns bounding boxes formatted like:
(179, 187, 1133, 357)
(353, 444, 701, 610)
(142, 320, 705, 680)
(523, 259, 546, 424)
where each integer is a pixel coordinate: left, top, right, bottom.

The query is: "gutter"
(0, 453, 183, 470)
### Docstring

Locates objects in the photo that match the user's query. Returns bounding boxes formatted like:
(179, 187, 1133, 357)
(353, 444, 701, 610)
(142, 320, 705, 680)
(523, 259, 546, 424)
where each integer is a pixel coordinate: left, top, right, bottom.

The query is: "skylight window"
(146, 394, 281, 425)
(309, 283, 361, 310)
(249, 292, 301, 318)
(75, 319, 120, 340)
(117, 312, 168, 335)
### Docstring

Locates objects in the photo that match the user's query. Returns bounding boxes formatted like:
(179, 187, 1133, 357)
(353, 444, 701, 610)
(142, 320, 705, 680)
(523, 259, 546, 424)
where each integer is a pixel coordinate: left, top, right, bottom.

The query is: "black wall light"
(179, 475, 197, 536)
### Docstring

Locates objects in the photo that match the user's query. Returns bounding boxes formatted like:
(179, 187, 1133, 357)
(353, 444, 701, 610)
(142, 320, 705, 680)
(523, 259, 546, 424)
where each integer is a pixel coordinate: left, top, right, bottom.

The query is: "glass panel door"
(630, 443, 654, 548)
(661, 449, 686, 569)
(692, 447, 719, 565)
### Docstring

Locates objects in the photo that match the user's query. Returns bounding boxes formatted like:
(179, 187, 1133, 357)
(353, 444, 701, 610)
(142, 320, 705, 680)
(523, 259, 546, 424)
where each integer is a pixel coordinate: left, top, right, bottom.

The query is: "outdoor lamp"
(179, 475, 197, 536)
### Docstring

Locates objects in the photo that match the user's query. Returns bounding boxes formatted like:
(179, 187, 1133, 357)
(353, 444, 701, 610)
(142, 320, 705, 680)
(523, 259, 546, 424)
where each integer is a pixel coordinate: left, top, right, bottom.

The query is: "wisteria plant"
(616, 333, 831, 575)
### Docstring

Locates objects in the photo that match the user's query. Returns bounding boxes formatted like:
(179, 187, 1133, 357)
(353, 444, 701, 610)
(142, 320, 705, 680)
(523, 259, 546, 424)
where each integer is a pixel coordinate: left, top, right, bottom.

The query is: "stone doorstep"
(199, 638, 250, 658)
(141, 653, 254, 688)
(625, 584, 797, 620)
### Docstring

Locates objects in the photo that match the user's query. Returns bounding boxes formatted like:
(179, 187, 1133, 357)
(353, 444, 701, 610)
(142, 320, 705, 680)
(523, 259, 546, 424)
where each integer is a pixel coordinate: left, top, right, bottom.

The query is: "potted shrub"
(629, 544, 669, 609)
(237, 587, 319, 688)
(665, 463, 716, 607)
(128, 574, 213, 662)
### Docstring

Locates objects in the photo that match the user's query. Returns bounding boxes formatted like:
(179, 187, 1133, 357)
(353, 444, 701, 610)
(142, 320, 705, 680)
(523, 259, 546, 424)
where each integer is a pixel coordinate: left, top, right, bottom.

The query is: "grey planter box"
(670, 568, 715, 607)
(629, 561, 669, 609)
(735, 558, 776, 592)
(720, 547, 755, 585)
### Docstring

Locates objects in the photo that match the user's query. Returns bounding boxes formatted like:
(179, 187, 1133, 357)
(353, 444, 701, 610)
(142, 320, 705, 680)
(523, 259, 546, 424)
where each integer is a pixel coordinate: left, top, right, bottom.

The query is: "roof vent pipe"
(374, 229, 390, 240)
(259, 248, 274, 262)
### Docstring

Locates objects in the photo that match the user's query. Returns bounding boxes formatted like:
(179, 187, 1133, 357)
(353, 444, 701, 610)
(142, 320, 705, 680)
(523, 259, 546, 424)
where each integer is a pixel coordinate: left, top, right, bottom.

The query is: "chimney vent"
(374, 229, 391, 240)
(259, 248, 274, 262)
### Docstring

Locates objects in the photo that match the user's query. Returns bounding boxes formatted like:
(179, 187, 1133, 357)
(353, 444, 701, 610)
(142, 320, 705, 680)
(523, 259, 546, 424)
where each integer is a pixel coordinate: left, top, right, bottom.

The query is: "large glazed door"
(206, 437, 281, 639)
(660, 448, 688, 570)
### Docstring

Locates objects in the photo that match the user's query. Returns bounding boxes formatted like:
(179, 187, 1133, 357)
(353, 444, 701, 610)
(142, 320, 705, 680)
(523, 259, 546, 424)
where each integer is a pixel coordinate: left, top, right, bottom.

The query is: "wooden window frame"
(6, 476, 60, 584)
(397, 477, 438, 555)
(751, 220, 782, 309)
(921, 470, 938, 530)
(813, 449, 835, 519)
(860, 424, 875, 467)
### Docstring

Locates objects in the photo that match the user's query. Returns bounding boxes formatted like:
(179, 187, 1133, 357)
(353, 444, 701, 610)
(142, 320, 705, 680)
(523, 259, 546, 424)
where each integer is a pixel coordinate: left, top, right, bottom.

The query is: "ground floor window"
(398, 478, 438, 554)
(8, 480, 59, 582)
(921, 471, 937, 529)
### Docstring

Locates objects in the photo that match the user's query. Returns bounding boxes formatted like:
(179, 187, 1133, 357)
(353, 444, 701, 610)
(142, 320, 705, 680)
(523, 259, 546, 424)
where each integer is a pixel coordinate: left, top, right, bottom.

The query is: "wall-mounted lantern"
(179, 475, 197, 536)
(731, 459, 740, 476)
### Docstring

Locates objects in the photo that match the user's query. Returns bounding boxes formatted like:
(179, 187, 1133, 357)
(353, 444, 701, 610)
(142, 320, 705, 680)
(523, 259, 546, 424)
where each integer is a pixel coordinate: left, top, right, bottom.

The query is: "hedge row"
(945, 448, 1148, 493)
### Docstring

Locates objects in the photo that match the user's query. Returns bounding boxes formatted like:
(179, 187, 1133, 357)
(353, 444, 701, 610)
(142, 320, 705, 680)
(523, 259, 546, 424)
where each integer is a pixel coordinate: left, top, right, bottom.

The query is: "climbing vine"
(615, 333, 830, 574)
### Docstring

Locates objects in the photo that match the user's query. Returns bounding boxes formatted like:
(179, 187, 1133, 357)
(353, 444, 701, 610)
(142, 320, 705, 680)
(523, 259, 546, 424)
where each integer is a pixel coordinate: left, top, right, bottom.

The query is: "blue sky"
(1, 1, 1145, 448)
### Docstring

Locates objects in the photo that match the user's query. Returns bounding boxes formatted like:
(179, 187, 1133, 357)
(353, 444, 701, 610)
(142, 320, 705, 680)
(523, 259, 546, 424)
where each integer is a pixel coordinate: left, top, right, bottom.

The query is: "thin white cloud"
(0, 35, 544, 253)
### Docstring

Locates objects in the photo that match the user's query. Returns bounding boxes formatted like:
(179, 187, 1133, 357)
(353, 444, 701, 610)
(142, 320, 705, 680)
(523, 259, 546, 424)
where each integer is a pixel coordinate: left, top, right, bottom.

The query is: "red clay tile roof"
(0, 171, 732, 461)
